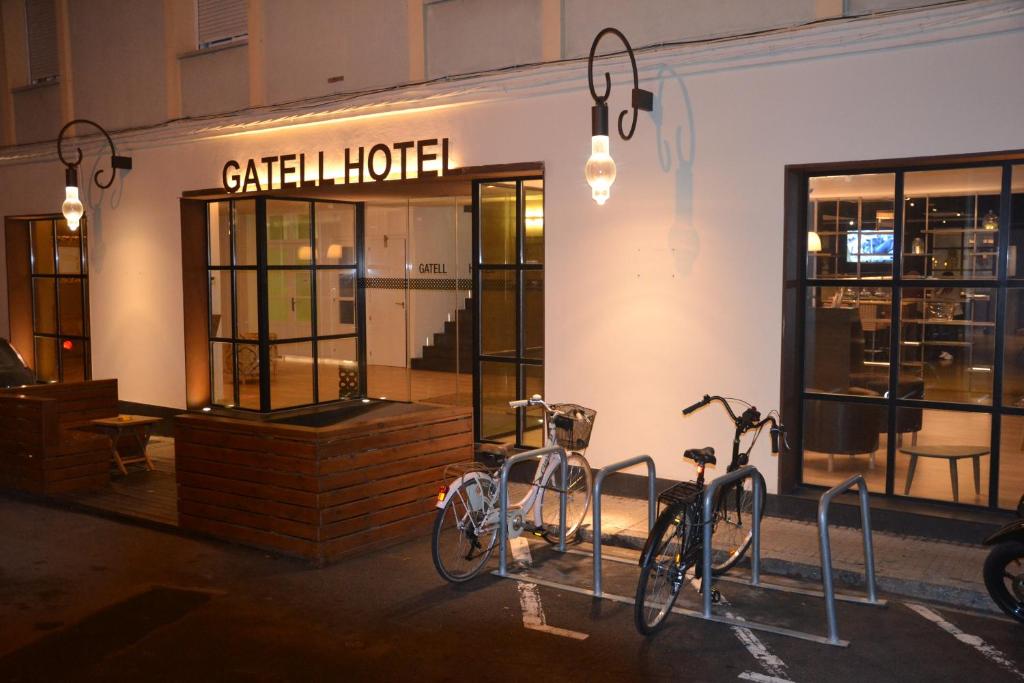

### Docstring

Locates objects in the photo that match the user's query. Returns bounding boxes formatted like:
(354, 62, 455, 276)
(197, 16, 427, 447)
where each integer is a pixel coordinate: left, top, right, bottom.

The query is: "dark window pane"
(1003, 289, 1024, 407)
(807, 174, 895, 281)
(803, 287, 892, 395)
(60, 338, 87, 382)
(903, 167, 1001, 280)
(34, 336, 58, 382)
(481, 271, 515, 356)
(318, 337, 359, 402)
(521, 364, 544, 448)
(58, 278, 84, 336)
(56, 219, 82, 274)
(480, 360, 516, 443)
(210, 341, 235, 406)
(315, 202, 356, 265)
(802, 397, 887, 490)
(209, 270, 232, 338)
(32, 278, 57, 334)
(235, 271, 259, 338)
(235, 200, 257, 266)
(270, 341, 313, 409)
(899, 287, 994, 404)
(896, 408, 989, 506)
(1010, 165, 1024, 278)
(236, 343, 260, 409)
(268, 270, 312, 340)
(266, 200, 311, 266)
(317, 269, 357, 336)
(480, 183, 516, 265)
(524, 271, 543, 360)
(998, 415, 1024, 510)
(207, 201, 232, 266)
(31, 220, 54, 274)
(523, 179, 543, 264)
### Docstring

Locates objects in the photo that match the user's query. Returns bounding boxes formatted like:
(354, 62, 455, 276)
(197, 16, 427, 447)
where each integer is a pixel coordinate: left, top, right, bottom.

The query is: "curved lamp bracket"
(587, 27, 654, 141)
(57, 118, 132, 190)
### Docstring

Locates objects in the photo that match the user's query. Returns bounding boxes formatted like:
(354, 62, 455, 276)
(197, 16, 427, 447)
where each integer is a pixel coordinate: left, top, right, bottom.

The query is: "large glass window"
(30, 217, 89, 382)
(208, 198, 361, 411)
(476, 178, 544, 447)
(799, 161, 1024, 510)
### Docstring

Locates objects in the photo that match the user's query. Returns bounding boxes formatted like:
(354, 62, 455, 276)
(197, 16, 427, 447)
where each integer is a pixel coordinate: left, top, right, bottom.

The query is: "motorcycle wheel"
(983, 540, 1024, 624)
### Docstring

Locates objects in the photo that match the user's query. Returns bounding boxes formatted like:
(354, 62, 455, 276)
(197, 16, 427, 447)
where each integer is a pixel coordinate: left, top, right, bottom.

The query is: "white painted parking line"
(689, 579, 796, 682)
(905, 603, 1024, 681)
(511, 538, 589, 640)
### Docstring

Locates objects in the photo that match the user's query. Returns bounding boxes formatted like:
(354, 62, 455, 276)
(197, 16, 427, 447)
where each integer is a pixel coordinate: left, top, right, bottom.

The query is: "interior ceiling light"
(585, 28, 653, 206)
(57, 119, 132, 231)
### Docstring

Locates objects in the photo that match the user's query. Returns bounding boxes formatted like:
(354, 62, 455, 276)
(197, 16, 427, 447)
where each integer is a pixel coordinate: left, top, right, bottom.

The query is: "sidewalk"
(583, 491, 995, 614)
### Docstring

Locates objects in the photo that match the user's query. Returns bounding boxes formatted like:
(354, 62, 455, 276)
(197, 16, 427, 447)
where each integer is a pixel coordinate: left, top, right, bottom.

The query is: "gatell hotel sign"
(222, 138, 453, 193)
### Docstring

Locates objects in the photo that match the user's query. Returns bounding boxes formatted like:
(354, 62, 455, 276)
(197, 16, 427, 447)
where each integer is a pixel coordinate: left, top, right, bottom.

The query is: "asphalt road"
(1, 496, 1022, 682)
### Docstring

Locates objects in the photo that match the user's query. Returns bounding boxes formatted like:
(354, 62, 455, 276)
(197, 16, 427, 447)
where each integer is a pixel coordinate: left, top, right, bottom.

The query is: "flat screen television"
(846, 231, 893, 263)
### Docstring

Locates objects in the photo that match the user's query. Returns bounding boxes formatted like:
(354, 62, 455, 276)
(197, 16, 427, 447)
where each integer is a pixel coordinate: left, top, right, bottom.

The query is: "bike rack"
(819, 473, 883, 645)
(496, 445, 569, 577)
(700, 465, 765, 616)
(592, 454, 657, 597)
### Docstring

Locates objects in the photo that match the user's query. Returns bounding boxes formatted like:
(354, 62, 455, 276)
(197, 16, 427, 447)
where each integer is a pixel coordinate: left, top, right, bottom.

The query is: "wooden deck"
(57, 437, 179, 527)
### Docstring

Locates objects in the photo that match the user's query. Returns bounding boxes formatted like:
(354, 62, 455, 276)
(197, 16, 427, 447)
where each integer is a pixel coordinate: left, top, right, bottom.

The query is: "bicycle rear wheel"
(538, 452, 593, 544)
(432, 476, 498, 582)
(710, 477, 761, 575)
(634, 503, 692, 634)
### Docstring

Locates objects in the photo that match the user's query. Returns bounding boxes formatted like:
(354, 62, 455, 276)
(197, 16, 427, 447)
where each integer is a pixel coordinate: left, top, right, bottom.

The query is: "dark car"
(0, 338, 37, 387)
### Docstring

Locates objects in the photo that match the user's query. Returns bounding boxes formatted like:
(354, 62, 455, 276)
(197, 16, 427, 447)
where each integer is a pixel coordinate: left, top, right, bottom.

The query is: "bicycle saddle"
(683, 447, 716, 466)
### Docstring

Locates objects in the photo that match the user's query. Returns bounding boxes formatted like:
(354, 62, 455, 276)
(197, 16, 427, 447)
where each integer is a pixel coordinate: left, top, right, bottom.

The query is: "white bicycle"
(431, 395, 597, 583)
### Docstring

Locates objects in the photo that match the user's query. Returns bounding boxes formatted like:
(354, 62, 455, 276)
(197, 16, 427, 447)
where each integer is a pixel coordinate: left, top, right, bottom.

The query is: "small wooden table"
(900, 444, 989, 503)
(90, 415, 162, 475)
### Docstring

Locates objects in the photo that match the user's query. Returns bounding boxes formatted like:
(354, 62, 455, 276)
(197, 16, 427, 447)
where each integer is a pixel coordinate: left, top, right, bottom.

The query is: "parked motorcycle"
(983, 494, 1024, 624)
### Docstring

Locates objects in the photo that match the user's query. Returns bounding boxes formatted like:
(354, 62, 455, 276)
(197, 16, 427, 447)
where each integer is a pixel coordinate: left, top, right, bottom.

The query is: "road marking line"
(511, 538, 589, 640)
(905, 603, 1024, 681)
(690, 579, 794, 682)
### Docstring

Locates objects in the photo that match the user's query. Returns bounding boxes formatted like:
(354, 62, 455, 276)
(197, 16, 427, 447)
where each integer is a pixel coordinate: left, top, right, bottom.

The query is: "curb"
(581, 526, 999, 616)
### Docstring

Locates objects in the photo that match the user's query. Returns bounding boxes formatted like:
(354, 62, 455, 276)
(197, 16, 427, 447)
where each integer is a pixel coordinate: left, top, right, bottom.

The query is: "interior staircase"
(410, 297, 473, 373)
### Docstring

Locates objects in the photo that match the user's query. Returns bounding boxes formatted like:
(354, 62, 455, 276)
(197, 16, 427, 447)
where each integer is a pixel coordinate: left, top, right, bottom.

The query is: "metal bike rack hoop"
(497, 444, 569, 577)
(818, 473, 881, 645)
(701, 465, 766, 618)
(592, 454, 656, 597)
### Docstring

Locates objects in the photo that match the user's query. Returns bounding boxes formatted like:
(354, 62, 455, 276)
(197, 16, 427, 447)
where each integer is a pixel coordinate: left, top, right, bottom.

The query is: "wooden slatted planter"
(174, 404, 473, 565)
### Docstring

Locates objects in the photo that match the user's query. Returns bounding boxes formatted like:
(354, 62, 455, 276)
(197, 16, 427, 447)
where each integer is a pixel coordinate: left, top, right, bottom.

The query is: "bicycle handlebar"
(682, 394, 786, 453)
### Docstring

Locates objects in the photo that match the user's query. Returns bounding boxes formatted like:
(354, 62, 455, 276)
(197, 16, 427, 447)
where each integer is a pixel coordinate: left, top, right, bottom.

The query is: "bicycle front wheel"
(432, 476, 498, 582)
(710, 477, 761, 575)
(538, 452, 593, 544)
(635, 503, 691, 634)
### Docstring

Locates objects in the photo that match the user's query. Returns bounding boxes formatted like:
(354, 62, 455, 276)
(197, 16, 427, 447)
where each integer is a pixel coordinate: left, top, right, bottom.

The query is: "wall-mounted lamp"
(585, 28, 654, 206)
(57, 119, 133, 231)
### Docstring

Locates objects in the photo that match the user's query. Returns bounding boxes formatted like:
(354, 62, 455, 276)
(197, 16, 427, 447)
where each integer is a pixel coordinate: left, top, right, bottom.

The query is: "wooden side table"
(90, 415, 163, 475)
(899, 444, 989, 503)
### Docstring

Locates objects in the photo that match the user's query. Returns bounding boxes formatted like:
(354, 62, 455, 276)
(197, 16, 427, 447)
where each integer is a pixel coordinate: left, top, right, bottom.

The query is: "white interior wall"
(0, 5, 1019, 490)
(409, 202, 461, 360)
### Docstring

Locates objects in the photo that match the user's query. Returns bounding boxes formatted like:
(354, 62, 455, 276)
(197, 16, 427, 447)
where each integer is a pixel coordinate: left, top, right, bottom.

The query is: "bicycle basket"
(549, 403, 597, 451)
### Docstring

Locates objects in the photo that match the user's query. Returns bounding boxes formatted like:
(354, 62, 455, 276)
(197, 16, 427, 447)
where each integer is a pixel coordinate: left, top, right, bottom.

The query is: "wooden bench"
(0, 379, 120, 495)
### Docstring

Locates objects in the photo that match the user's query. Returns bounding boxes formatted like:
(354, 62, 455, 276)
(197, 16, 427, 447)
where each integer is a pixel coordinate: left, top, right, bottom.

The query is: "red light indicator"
(62, 340, 73, 350)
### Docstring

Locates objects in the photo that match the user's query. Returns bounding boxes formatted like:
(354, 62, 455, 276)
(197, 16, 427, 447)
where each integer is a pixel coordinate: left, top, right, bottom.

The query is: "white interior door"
(365, 235, 408, 367)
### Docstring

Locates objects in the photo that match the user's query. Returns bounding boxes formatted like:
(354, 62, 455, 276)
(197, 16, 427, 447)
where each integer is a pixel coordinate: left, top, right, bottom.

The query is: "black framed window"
(793, 159, 1024, 510)
(207, 197, 364, 411)
(474, 178, 544, 447)
(29, 216, 90, 382)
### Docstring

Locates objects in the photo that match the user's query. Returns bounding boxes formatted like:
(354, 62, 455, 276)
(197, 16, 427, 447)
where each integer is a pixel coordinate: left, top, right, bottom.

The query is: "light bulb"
(62, 186, 83, 231)
(585, 135, 616, 206)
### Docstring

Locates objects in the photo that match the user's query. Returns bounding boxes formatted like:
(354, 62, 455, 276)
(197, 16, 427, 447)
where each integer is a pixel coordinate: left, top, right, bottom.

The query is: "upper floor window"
(26, 0, 58, 84)
(197, 0, 247, 49)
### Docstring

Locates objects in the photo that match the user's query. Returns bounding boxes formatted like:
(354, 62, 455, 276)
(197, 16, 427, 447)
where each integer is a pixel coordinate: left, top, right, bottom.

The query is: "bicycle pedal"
(711, 588, 722, 604)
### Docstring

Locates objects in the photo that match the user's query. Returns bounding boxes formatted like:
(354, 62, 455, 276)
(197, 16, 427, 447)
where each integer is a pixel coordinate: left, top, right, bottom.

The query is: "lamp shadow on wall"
(78, 151, 128, 271)
(653, 65, 698, 278)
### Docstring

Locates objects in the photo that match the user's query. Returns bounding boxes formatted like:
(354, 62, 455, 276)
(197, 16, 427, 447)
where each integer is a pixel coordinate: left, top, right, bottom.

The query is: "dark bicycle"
(634, 395, 784, 634)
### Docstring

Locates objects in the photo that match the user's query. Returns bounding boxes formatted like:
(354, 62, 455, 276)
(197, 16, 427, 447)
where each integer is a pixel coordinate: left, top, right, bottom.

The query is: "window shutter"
(25, 0, 58, 84)
(197, 0, 248, 49)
